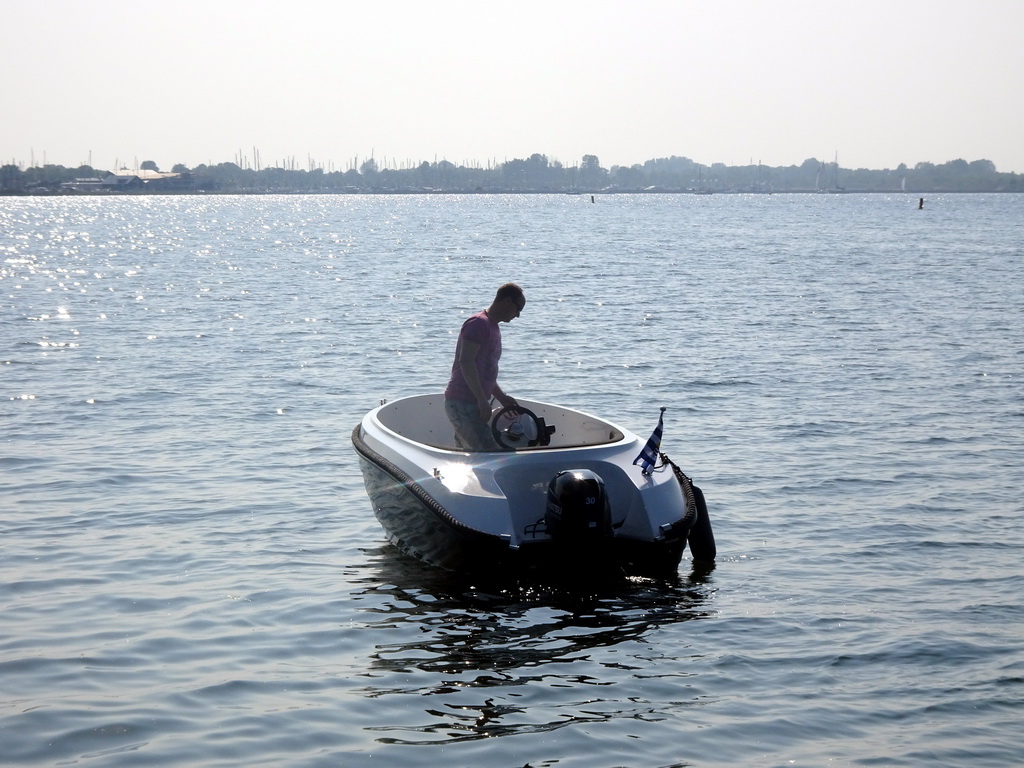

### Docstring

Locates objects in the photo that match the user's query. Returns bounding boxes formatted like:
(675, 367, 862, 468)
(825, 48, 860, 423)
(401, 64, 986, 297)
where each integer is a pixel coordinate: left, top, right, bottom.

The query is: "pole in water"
(591, 195, 595, 204)
(918, 197, 924, 210)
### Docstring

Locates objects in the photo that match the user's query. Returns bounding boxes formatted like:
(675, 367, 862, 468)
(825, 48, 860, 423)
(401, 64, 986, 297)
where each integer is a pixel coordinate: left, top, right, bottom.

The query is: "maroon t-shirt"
(444, 311, 501, 403)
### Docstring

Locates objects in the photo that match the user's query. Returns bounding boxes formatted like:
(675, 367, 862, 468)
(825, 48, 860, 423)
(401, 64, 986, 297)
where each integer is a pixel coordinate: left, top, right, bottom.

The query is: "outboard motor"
(545, 469, 612, 542)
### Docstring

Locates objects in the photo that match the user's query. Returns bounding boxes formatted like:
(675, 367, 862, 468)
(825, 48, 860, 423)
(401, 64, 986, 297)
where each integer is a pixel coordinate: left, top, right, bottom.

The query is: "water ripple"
(1, 194, 1022, 767)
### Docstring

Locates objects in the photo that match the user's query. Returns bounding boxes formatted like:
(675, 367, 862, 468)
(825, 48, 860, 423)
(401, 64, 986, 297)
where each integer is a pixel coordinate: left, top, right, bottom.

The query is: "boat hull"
(354, 443, 692, 577)
(355, 445, 515, 572)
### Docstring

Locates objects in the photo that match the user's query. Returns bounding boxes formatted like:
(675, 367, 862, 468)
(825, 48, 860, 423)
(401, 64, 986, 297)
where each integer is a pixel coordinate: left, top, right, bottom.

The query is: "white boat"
(352, 395, 715, 577)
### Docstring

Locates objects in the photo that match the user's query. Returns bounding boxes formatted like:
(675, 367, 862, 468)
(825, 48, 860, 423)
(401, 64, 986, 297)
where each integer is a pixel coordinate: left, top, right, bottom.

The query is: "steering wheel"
(490, 405, 549, 450)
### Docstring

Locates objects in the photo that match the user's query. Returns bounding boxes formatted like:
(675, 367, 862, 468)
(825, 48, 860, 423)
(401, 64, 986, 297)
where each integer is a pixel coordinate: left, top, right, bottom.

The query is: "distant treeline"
(3, 153, 1022, 194)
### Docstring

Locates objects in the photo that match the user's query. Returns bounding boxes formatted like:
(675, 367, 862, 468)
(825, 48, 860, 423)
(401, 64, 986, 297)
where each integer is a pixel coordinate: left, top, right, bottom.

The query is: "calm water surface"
(2, 193, 1022, 767)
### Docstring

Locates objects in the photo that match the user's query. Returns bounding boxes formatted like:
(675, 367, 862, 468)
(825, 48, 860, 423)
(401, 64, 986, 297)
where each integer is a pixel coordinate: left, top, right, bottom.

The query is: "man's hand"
(477, 397, 493, 422)
(496, 393, 518, 412)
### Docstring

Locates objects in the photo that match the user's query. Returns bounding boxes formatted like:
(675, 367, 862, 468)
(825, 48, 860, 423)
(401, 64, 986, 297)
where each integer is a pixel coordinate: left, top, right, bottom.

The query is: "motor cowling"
(545, 469, 612, 542)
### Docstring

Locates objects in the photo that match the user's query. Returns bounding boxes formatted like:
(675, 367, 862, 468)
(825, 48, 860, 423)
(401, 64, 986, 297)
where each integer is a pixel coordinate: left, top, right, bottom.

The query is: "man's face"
(500, 295, 525, 322)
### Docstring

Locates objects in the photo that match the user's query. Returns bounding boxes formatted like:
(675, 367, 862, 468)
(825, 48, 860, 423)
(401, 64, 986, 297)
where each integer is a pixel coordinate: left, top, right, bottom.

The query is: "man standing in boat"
(444, 282, 526, 450)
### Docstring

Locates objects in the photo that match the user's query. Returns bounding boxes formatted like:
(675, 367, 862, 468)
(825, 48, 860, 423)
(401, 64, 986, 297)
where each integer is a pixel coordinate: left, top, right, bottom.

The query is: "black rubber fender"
(687, 483, 716, 562)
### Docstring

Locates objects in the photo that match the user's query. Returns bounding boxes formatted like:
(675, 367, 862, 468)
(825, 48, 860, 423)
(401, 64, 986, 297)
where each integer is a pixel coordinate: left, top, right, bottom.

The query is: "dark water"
(2, 193, 1022, 766)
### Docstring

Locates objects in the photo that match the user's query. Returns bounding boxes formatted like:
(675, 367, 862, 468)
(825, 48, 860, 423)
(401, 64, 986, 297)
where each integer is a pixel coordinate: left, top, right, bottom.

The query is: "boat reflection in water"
(350, 543, 716, 746)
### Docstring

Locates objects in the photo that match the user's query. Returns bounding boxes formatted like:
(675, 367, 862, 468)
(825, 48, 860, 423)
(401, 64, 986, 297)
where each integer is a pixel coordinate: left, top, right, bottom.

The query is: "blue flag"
(633, 407, 666, 475)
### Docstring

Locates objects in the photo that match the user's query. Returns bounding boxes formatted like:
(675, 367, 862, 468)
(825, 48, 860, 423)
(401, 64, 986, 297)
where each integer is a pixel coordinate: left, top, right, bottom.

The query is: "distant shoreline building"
(60, 168, 194, 193)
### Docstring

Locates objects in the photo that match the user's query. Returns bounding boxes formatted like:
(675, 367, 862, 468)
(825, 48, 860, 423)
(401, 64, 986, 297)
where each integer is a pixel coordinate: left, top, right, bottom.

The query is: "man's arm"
(491, 383, 517, 410)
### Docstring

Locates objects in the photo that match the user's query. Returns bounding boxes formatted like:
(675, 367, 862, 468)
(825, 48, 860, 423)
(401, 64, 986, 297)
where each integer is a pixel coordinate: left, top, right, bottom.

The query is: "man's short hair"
(495, 282, 524, 303)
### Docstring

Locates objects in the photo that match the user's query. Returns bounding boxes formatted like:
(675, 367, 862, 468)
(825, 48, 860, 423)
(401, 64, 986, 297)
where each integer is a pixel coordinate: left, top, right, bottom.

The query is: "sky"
(4, 0, 1024, 174)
